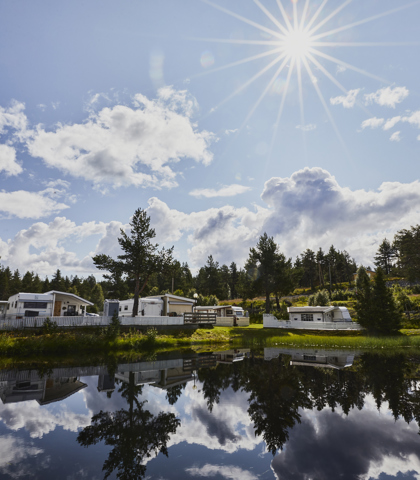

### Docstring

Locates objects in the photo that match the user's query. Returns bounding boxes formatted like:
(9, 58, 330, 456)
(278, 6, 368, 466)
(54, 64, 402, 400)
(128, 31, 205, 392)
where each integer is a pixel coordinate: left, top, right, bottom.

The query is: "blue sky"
(0, 0, 419, 277)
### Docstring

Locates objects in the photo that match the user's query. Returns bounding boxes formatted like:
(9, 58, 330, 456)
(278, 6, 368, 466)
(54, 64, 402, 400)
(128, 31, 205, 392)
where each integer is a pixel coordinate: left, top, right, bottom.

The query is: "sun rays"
(191, 0, 419, 153)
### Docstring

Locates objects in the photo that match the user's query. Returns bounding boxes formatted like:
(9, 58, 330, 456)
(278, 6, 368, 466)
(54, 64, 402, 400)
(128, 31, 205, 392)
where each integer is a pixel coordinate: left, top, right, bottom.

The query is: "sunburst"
(190, 0, 419, 154)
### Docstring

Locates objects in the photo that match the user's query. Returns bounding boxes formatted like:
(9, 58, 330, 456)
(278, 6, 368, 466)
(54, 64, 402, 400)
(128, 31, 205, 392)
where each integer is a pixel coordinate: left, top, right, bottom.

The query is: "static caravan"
(146, 294, 196, 316)
(118, 298, 164, 317)
(287, 306, 352, 322)
(194, 305, 245, 317)
(6, 291, 93, 318)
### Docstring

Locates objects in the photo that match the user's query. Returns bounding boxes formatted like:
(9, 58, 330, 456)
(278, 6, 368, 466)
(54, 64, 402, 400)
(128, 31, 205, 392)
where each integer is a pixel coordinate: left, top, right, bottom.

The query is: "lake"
(1, 347, 420, 479)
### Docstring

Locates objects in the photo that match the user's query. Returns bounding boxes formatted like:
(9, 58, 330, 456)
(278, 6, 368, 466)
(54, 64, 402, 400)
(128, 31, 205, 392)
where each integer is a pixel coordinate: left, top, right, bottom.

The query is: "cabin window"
(124, 306, 128, 311)
(303, 355, 317, 361)
(301, 313, 314, 322)
(294, 317, 298, 321)
(23, 302, 48, 309)
(317, 318, 321, 321)
(119, 307, 121, 312)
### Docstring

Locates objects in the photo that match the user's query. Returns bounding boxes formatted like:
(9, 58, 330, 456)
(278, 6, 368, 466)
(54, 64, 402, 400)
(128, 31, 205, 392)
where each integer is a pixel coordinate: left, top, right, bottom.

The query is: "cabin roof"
(146, 294, 196, 304)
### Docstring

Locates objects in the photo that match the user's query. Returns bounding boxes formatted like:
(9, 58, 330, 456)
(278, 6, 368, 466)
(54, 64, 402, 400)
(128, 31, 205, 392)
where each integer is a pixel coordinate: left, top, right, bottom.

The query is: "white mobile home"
(145, 294, 196, 316)
(193, 304, 248, 326)
(287, 306, 352, 322)
(118, 298, 164, 317)
(6, 291, 93, 318)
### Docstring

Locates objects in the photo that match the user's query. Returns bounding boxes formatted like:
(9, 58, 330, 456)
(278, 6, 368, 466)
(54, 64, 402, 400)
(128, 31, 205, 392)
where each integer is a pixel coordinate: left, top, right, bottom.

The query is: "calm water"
(1, 348, 420, 480)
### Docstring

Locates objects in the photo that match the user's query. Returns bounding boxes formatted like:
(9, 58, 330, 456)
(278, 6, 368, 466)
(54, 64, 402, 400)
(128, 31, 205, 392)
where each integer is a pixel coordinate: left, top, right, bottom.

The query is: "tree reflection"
(77, 372, 180, 480)
(197, 351, 420, 455)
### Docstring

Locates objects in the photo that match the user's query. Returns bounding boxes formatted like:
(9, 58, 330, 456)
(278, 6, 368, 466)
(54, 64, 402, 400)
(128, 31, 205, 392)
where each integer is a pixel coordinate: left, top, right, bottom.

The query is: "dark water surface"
(1, 347, 420, 480)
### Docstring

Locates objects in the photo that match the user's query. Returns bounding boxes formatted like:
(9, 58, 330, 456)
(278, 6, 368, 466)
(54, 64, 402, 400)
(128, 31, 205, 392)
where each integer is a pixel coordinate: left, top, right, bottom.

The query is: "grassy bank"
(2, 325, 420, 358)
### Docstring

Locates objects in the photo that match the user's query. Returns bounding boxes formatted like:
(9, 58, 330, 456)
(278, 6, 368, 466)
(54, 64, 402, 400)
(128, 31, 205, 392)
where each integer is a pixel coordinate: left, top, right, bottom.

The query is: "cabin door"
(54, 301, 62, 317)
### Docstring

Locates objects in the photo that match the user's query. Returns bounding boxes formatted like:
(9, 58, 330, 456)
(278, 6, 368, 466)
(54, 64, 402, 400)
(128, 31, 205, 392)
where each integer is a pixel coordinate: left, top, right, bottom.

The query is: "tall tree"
(374, 238, 395, 275)
(355, 267, 402, 334)
(93, 208, 173, 317)
(393, 225, 420, 283)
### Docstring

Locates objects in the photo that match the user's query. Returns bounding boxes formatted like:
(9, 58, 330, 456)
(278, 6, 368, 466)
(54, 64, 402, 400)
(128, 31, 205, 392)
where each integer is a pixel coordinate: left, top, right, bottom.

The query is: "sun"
(194, 0, 416, 152)
(281, 28, 313, 61)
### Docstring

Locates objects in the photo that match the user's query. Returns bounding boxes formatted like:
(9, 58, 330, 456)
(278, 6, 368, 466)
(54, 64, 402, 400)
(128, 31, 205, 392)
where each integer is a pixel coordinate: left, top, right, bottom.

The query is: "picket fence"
(0, 315, 183, 330)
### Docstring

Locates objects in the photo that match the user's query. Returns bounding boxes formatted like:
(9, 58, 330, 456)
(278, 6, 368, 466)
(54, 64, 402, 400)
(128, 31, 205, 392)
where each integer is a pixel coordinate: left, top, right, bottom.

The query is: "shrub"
(42, 318, 58, 334)
(104, 311, 121, 340)
(146, 327, 158, 343)
(308, 290, 330, 306)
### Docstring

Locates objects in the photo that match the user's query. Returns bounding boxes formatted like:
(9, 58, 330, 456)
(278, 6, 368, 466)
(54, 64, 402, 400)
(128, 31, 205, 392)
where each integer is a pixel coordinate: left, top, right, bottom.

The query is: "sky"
(0, 0, 419, 278)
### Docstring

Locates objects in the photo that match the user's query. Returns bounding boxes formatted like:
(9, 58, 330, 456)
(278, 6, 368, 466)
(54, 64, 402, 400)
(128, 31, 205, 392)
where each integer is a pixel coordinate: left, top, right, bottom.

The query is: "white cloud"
(0, 144, 22, 176)
(296, 124, 317, 131)
(383, 116, 401, 130)
(330, 89, 360, 108)
(336, 65, 347, 74)
(26, 87, 216, 189)
(364, 86, 409, 108)
(0, 189, 69, 219)
(0, 100, 28, 136)
(2, 168, 420, 274)
(224, 129, 238, 135)
(0, 401, 90, 439)
(390, 131, 401, 142)
(361, 117, 384, 129)
(186, 464, 258, 480)
(402, 110, 420, 128)
(189, 184, 251, 198)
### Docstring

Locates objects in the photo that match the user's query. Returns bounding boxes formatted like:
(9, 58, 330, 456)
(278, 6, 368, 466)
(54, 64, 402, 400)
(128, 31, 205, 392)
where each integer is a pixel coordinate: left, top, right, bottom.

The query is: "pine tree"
(374, 238, 395, 275)
(355, 267, 402, 334)
(93, 208, 173, 317)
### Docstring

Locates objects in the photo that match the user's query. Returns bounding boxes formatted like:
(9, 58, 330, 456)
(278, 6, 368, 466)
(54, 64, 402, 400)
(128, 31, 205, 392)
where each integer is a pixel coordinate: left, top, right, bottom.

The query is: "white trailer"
(119, 298, 163, 317)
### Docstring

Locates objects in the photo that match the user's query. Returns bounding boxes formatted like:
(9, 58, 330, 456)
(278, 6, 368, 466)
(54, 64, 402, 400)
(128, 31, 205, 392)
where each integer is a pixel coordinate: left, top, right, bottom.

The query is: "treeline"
(1, 223, 419, 313)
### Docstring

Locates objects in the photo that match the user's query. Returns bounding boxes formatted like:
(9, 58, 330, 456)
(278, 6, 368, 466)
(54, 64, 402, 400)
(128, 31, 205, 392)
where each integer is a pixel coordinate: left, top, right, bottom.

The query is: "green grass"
(2, 324, 420, 358)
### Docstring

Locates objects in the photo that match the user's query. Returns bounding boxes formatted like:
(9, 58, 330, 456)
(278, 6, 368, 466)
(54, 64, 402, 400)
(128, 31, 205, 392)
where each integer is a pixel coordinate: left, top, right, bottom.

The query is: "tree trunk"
(265, 289, 270, 314)
(276, 294, 280, 310)
(132, 276, 140, 317)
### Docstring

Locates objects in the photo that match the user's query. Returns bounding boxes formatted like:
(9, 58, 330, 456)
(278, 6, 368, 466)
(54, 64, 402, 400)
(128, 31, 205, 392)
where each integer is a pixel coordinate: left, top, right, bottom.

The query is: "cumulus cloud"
(259, 167, 420, 265)
(402, 110, 420, 129)
(361, 117, 384, 129)
(383, 116, 402, 131)
(390, 131, 401, 142)
(0, 100, 28, 136)
(364, 86, 409, 108)
(0, 144, 22, 176)
(2, 168, 420, 274)
(330, 89, 360, 108)
(189, 184, 251, 198)
(0, 216, 113, 274)
(0, 189, 69, 219)
(24, 87, 216, 189)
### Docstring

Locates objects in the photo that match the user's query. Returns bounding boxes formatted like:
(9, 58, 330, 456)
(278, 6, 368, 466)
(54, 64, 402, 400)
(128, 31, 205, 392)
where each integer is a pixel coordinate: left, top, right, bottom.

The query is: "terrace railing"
(184, 312, 217, 324)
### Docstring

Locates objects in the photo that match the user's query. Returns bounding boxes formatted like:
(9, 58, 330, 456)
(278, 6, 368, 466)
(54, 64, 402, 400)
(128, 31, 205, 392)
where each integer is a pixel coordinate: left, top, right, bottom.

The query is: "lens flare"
(282, 29, 313, 60)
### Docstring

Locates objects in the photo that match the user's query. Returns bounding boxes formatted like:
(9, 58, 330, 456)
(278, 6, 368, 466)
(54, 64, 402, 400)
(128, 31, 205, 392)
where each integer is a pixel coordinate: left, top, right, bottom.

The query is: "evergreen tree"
(50, 269, 65, 291)
(393, 225, 420, 283)
(93, 208, 173, 317)
(356, 267, 402, 334)
(90, 283, 105, 312)
(10, 269, 22, 295)
(374, 238, 395, 275)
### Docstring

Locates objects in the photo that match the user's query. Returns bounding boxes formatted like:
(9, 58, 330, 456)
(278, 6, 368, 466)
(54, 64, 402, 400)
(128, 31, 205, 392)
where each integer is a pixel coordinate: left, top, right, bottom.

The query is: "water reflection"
(0, 348, 420, 479)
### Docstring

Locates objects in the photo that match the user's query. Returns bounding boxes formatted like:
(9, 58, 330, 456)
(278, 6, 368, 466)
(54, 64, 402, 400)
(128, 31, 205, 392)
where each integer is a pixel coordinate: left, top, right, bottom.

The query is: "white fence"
(263, 314, 363, 331)
(0, 315, 182, 330)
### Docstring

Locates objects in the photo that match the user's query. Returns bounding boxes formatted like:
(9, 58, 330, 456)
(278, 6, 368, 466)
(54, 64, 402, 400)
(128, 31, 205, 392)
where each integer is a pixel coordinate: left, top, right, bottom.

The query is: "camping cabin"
(6, 291, 93, 318)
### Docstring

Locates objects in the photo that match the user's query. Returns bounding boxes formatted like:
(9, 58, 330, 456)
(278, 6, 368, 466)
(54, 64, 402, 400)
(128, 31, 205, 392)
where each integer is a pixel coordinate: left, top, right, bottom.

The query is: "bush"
(146, 327, 158, 343)
(308, 290, 330, 306)
(104, 311, 121, 340)
(42, 318, 58, 334)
